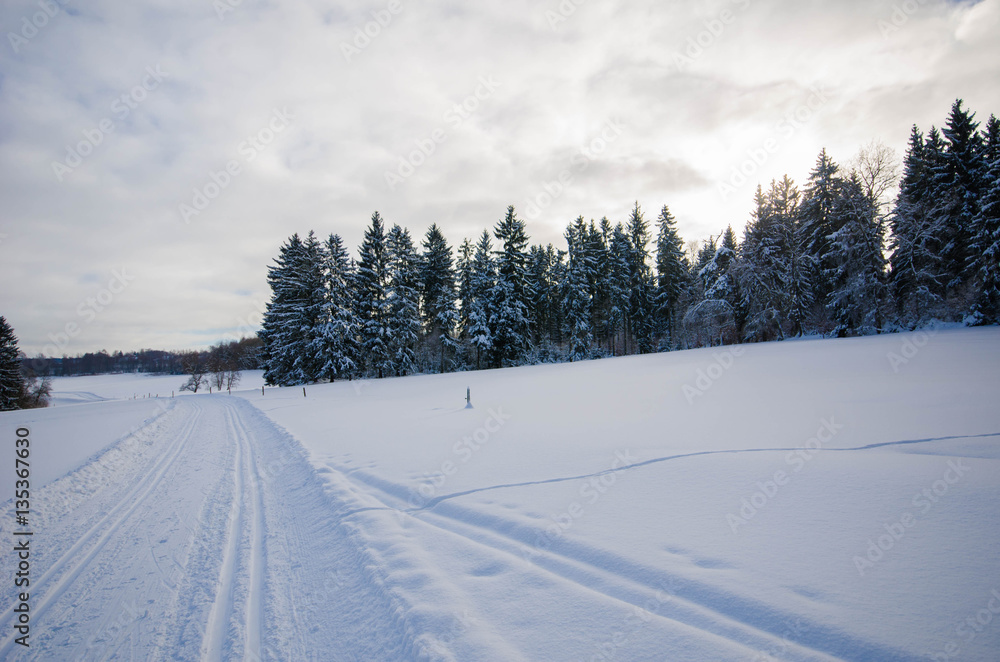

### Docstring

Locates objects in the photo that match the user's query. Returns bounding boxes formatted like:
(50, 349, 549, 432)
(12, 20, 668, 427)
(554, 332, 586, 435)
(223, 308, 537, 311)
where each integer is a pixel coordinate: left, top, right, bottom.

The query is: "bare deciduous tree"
(851, 139, 900, 213)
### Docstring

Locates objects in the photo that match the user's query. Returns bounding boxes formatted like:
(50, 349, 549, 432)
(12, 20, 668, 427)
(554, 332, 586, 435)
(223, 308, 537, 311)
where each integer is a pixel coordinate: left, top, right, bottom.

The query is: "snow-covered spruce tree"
(932, 100, 985, 311)
(386, 224, 422, 377)
(526, 244, 556, 351)
(355, 212, 393, 379)
(654, 205, 689, 349)
(773, 177, 814, 338)
(606, 222, 632, 354)
(799, 149, 841, 313)
(738, 179, 810, 341)
(293, 231, 329, 384)
(260, 233, 315, 386)
(488, 206, 532, 368)
(585, 220, 612, 353)
(0, 316, 27, 411)
(463, 230, 495, 370)
(563, 216, 595, 361)
(889, 126, 945, 324)
(545, 246, 568, 356)
(969, 115, 1000, 324)
(693, 226, 742, 345)
(315, 233, 359, 381)
(626, 202, 655, 354)
(825, 174, 888, 336)
(420, 224, 459, 373)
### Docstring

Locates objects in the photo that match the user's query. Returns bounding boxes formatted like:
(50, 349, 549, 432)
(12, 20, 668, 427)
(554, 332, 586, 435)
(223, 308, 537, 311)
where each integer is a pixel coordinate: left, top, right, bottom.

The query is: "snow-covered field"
(0, 329, 998, 660)
(47, 370, 267, 406)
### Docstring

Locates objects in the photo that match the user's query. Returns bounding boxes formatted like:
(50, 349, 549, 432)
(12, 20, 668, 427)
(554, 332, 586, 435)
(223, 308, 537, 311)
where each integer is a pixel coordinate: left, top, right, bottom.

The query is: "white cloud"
(0, 0, 997, 353)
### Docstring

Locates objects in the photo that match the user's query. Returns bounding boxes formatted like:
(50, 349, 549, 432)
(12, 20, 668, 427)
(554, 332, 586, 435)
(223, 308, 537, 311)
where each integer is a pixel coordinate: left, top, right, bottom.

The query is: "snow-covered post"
(465, 387, 473, 409)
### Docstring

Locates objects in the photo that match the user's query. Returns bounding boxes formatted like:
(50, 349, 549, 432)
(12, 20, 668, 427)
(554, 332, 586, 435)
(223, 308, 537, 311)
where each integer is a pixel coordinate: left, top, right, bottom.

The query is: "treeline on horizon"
(258, 99, 1000, 386)
(25, 337, 263, 377)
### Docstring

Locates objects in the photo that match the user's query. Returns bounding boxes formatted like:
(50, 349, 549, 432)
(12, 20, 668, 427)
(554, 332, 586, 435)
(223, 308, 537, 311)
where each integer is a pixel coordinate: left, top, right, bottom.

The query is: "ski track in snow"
(0, 397, 417, 661)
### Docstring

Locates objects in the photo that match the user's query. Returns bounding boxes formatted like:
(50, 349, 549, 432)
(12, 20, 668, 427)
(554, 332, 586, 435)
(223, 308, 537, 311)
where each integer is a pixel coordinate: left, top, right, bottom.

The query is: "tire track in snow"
(0, 402, 203, 658)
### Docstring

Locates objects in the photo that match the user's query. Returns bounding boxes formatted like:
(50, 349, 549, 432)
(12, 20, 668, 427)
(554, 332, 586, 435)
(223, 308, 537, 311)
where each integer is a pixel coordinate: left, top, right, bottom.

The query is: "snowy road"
(0, 397, 410, 661)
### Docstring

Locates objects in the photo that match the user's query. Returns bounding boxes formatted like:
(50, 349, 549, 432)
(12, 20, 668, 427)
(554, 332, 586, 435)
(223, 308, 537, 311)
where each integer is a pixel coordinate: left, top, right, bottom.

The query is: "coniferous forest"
(259, 99, 1000, 386)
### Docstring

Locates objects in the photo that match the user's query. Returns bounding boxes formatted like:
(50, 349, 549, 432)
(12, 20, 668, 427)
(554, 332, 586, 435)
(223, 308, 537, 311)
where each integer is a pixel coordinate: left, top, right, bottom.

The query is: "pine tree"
(526, 244, 555, 349)
(970, 117, 1000, 324)
(799, 149, 841, 308)
(355, 212, 393, 378)
(463, 230, 495, 369)
(889, 126, 945, 324)
(563, 217, 595, 361)
(260, 233, 322, 386)
(0, 316, 26, 411)
(934, 100, 984, 305)
(606, 223, 632, 354)
(654, 205, 689, 349)
(315, 234, 359, 381)
(294, 231, 328, 384)
(626, 202, 655, 354)
(420, 224, 459, 373)
(826, 175, 887, 336)
(386, 224, 422, 377)
(489, 206, 532, 367)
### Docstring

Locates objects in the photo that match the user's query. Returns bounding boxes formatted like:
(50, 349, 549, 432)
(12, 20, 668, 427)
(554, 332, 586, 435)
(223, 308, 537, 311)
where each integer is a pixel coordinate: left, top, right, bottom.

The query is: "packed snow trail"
(0, 396, 412, 661)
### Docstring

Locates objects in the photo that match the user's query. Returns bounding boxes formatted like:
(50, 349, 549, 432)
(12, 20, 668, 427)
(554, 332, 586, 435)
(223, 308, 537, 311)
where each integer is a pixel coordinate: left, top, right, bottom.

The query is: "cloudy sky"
(1, 0, 998, 356)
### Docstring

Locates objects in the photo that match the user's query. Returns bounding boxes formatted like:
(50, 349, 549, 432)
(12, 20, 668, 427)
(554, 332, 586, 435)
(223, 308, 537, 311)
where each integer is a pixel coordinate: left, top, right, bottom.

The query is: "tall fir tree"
(563, 217, 595, 361)
(933, 99, 984, 305)
(260, 233, 324, 386)
(489, 206, 532, 367)
(420, 224, 459, 372)
(626, 202, 655, 354)
(889, 126, 945, 323)
(0, 316, 26, 411)
(315, 234, 359, 381)
(654, 205, 689, 349)
(799, 149, 841, 309)
(355, 212, 393, 378)
(463, 230, 495, 369)
(826, 175, 887, 336)
(970, 118, 1000, 324)
(386, 224, 422, 376)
